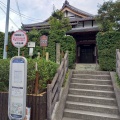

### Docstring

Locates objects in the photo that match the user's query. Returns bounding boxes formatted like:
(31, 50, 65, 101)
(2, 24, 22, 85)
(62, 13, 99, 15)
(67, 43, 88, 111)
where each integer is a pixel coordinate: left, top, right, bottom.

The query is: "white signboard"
(8, 56, 27, 120)
(28, 42, 35, 48)
(11, 30, 28, 48)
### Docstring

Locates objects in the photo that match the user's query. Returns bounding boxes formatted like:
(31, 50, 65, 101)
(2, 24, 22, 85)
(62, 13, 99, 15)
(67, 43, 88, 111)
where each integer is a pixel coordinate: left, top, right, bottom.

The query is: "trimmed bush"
(0, 58, 58, 93)
(96, 31, 120, 71)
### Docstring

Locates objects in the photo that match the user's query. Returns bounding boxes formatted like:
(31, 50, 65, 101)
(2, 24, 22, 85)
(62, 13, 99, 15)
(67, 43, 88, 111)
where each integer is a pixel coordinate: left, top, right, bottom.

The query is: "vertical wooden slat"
(0, 93, 2, 119)
(29, 95, 33, 120)
(32, 95, 36, 120)
(35, 95, 39, 120)
(47, 84, 52, 120)
(4, 93, 8, 120)
(43, 92, 47, 119)
(2, 93, 5, 120)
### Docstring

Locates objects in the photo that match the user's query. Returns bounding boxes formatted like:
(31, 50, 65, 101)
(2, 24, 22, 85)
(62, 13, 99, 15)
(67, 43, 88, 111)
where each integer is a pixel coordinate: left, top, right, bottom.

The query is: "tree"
(48, 10, 76, 67)
(0, 32, 4, 58)
(96, 0, 120, 32)
(49, 10, 71, 43)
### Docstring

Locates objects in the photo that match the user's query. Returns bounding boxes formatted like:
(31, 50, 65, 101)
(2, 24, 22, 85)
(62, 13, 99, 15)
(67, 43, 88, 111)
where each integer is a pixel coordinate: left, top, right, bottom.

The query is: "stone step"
(72, 74, 111, 80)
(67, 94, 117, 106)
(75, 64, 99, 71)
(64, 109, 120, 120)
(70, 83, 114, 91)
(71, 78, 112, 85)
(73, 70, 110, 75)
(62, 117, 80, 120)
(69, 88, 115, 98)
(66, 101, 119, 115)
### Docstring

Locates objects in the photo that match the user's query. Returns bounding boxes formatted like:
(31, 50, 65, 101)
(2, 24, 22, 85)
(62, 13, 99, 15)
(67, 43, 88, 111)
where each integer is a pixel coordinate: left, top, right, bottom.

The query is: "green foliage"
(37, 58, 58, 90)
(115, 74, 120, 88)
(48, 10, 76, 67)
(96, 0, 120, 32)
(96, 31, 120, 71)
(0, 59, 9, 91)
(0, 58, 58, 93)
(62, 69, 69, 87)
(0, 32, 5, 59)
(61, 36, 76, 68)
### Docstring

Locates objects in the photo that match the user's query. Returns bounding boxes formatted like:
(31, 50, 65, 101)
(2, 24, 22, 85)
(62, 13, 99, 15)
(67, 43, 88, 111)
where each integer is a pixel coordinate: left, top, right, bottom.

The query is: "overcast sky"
(0, 0, 116, 32)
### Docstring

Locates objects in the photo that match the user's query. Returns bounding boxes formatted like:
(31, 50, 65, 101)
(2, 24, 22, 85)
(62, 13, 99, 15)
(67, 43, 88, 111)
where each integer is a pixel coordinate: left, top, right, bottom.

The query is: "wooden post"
(56, 43, 60, 64)
(46, 52, 49, 61)
(116, 49, 119, 73)
(47, 84, 52, 120)
(35, 62, 39, 94)
(22, 51, 24, 57)
(34, 71, 39, 94)
(57, 68, 60, 102)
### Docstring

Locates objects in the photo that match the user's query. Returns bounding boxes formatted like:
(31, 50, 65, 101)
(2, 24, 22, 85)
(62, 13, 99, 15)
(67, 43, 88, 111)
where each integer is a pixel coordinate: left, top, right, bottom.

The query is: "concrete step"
(66, 101, 119, 115)
(73, 70, 110, 75)
(69, 88, 115, 98)
(70, 83, 114, 91)
(67, 94, 117, 106)
(71, 78, 112, 85)
(72, 74, 111, 80)
(75, 64, 99, 71)
(62, 117, 80, 120)
(64, 109, 120, 120)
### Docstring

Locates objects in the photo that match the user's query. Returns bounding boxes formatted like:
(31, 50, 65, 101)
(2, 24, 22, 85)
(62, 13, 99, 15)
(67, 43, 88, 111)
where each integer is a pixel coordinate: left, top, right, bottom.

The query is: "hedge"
(96, 31, 120, 71)
(0, 58, 58, 93)
(0, 29, 76, 68)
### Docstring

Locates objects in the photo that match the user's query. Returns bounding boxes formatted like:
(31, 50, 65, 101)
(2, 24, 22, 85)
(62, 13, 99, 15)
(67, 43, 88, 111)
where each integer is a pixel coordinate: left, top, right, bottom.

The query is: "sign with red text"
(40, 35, 48, 47)
(11, 30, 28, 48)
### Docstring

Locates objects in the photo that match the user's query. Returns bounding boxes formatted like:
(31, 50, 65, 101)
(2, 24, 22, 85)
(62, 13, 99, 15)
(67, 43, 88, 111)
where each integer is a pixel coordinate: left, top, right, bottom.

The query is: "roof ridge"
(62, 1, 94, 17)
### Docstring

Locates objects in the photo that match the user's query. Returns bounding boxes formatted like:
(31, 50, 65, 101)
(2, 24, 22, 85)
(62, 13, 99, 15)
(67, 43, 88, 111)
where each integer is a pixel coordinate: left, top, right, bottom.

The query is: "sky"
(0, 0, 116, 32)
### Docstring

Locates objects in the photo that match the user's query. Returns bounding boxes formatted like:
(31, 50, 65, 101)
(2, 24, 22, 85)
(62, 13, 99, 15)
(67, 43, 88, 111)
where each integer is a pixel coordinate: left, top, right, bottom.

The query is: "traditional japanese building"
(22, 0, 99, 63)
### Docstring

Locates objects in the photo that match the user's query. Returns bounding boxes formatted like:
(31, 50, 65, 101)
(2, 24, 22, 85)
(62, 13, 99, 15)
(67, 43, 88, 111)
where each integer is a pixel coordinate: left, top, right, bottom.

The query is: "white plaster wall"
(93, 21, 97, 27)
(76, 22, 83, 28)
(84, 21, 92, 28)
(68, 12, 75, 17)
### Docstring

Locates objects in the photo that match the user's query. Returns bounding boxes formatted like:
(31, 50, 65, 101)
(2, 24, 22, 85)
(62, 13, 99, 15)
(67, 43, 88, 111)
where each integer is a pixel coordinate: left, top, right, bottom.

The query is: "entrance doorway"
(77, 45, 95, 63)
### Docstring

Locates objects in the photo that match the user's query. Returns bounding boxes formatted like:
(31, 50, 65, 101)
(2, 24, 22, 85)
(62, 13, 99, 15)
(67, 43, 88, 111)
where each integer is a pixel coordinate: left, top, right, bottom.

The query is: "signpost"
(40, 35, 48, 57)
(40, 35, 48, 47)
(8, 57, 27, 120)
(11, 30, 28, 56)
(8, 30, 28, 120)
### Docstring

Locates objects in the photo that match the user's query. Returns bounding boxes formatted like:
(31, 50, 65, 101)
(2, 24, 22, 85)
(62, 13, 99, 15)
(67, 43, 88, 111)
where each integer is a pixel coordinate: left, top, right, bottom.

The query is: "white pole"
(18, 48, 20, 56)
(3, 0, 10, 59)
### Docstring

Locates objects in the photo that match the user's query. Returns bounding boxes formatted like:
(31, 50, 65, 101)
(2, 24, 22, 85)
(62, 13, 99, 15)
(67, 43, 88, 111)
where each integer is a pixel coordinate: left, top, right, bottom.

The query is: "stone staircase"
(62, 71, 120, 120)
(75, 64, 99, 71)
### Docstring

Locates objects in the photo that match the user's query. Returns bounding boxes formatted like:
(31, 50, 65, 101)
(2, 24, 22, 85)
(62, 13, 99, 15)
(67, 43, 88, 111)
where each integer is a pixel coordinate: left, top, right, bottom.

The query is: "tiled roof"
(62, 0, 94, 17)
(69, 17, 94, 22)
(22, 21, 49, 27)
(67, 26, 99, 34)
(23, 17, 95, 28)
(23, 0, 95, 29)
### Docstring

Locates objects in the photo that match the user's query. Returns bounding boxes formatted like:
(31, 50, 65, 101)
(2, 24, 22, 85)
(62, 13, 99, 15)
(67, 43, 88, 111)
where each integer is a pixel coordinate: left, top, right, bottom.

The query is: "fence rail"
(47, 51, 68, 120)
(116, 49, 120, 79)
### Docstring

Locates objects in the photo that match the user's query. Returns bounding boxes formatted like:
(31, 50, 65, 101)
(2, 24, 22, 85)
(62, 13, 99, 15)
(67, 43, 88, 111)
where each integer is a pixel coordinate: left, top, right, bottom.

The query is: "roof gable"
(61, 0, 94, 18)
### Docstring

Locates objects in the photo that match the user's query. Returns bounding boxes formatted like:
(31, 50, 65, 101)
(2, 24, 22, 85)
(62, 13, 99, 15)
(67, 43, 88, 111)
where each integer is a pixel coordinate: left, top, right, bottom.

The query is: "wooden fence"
(47, 51, 68, 120)
(0, 92, 47, 120)
(116, 49, 120, 78)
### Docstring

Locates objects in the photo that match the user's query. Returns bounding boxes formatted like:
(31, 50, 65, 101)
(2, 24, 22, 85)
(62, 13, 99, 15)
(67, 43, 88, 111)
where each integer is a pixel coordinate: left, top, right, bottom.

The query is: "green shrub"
(61, 36, 76, 68)
(96, 31, 120, 71)
(116, 74, 120, 88)
(0, 58, 58, 93)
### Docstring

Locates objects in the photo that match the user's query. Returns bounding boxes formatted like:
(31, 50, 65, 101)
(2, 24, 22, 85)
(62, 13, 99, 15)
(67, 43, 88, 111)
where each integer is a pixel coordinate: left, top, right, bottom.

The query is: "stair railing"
(116, 49, 120, 79)
(47, 51, 68, 120)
